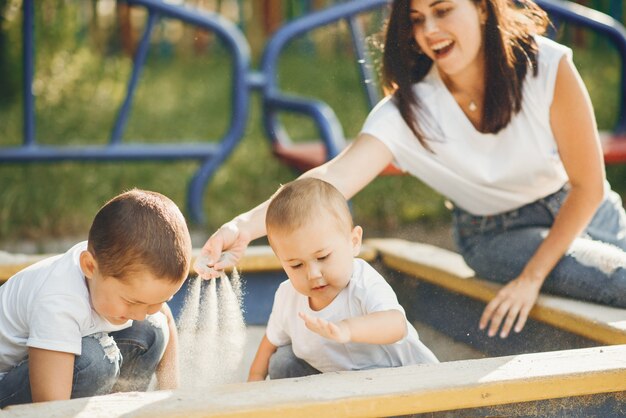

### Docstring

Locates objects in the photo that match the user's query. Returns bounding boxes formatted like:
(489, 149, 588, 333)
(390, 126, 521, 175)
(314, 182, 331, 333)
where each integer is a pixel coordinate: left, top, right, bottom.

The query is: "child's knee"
(112, 313, 169, 371)
(73, 333, 121, 397)
(145, 312, 169, 355)
(268, 345, 320, 379)
(129, 313, 169, 358)
(80, 333, 121, 371)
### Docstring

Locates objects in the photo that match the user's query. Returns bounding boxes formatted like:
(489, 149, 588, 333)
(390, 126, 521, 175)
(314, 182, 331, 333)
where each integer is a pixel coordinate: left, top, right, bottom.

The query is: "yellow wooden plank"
(365, 238, 626, 345)
(189, 244, 377, 274)
(0, 253, 52, 283)
(0, 246, 377, 283)
(2, 345, 625, 418)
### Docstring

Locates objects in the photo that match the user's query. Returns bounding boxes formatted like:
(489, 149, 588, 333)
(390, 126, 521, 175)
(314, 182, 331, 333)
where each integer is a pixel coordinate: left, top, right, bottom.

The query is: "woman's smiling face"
(410, 0, 487, 77)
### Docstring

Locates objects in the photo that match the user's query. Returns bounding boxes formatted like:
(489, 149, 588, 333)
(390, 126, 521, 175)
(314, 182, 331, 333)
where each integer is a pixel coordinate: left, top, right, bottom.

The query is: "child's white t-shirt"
(361, 36, 573, 216)
(0, 242, 133, 378)
(265, 258, 438, 372)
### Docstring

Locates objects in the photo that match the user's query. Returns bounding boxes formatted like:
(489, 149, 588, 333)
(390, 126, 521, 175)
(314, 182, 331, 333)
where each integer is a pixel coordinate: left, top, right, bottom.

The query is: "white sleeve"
(360, 96, 414, 169)
(535, 36, 573, 109)
(265, 282, 292, 347)
(27, 294, 90, 355)
(354, 262, 406, 315)
(362, 278, 405, 315)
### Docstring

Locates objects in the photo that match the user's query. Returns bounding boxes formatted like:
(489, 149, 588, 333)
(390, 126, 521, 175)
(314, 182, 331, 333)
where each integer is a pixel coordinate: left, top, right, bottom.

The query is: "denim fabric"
(268, 345, 321, 379)
(452, 187, 626, 307)
(110, 317, 166, 393)
(0, 318, 166, 408)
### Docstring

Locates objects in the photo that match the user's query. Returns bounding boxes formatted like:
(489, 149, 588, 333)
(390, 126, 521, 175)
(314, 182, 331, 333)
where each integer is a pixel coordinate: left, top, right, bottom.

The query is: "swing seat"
(600, 132, 626, 164)
(272, 131, 626, 173)
(272, 141, 405, 175)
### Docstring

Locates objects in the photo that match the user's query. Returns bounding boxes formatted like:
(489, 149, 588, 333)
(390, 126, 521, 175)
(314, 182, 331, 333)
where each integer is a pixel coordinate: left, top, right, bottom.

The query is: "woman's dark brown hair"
(382, 0, 549, 149)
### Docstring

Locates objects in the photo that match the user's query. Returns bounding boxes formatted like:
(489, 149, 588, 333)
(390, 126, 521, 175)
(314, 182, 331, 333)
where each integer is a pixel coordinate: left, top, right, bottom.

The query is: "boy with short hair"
(248, 178, 437, 381)
(0, 189, 192, 407)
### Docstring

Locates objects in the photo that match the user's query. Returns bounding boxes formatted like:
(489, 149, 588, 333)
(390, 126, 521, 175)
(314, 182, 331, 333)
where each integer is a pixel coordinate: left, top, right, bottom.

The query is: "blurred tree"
(0, 0, 19, 106)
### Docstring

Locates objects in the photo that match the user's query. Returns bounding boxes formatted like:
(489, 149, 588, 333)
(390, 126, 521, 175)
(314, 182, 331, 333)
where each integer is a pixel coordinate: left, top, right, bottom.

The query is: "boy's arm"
(28, 347, 75, 402)
(299, 310, 407, 344)
(247, 334, 277, 382)
(156, 303, 179, 390)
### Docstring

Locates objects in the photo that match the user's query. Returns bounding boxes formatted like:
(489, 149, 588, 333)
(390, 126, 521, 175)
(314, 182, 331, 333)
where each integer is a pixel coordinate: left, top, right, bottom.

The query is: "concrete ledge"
(366, 238, 626, 345)
(2, 345, 625, 417)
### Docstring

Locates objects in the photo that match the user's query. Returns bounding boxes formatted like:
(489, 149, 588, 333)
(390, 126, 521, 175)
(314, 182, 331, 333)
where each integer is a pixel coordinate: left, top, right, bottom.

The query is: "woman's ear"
(478, 0, 488, 25)
(351, 225, 363, 257)
(79, 250, 97, 278)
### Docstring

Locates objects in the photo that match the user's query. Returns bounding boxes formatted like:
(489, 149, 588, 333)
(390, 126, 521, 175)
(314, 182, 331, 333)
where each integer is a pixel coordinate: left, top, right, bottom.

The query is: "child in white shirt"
(0, 189, 192, 407)
(248, 178, 437, 381)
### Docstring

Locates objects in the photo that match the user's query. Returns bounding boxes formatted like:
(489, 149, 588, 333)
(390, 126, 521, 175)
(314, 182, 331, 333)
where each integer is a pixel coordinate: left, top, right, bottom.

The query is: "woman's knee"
(548, 241, 626, 307)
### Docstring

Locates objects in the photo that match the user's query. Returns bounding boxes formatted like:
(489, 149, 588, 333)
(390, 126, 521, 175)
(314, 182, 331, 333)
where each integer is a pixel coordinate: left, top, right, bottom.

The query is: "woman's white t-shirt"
(361, 36, 572, 216)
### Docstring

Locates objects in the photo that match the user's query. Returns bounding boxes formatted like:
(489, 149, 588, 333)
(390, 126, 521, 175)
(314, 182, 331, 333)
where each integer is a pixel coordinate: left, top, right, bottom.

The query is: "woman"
(197, 0, 626, 340)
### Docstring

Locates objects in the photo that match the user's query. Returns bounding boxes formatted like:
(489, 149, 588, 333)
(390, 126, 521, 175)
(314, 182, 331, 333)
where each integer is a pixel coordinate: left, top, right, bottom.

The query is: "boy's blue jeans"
(453, 187, 626, 307)
(0, 317, 166, 408)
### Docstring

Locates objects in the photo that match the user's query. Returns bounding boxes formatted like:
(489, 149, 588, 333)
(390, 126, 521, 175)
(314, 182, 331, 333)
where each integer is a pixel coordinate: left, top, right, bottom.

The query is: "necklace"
(468, 100, 477, 112)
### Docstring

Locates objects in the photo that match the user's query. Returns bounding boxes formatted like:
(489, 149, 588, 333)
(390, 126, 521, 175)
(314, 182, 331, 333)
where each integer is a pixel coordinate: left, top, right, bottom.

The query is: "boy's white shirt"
(0, 241, 135, 378)
(266, 258, 438, 372)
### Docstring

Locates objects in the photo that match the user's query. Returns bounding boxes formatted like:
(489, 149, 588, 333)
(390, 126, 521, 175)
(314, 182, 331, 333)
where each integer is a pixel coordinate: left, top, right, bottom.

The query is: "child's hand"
(298, 312, 350, 343)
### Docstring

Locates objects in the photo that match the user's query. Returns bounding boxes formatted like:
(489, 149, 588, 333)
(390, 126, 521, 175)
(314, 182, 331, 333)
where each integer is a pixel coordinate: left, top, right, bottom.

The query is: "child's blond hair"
(266, 178, 353, 237)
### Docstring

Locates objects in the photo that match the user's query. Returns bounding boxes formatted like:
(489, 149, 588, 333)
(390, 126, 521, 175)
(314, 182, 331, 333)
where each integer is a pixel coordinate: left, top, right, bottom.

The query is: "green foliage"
(0, 0, 21, 104)
(0, 2, 624, 244)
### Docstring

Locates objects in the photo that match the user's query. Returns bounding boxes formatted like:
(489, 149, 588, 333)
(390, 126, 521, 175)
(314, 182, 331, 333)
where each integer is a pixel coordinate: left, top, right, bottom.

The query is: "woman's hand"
(479, 275, 543, 338)
(194, 222, 252, 279)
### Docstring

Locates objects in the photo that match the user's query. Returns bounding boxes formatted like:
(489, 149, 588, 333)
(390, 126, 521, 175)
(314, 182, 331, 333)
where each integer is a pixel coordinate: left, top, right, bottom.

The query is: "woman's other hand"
(479, 275, 543, 338)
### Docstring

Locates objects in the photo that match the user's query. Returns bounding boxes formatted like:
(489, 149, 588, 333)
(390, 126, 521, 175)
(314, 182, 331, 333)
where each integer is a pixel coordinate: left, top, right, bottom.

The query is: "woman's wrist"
(229, 211, 262, 241)
(519, 267, 547, 286)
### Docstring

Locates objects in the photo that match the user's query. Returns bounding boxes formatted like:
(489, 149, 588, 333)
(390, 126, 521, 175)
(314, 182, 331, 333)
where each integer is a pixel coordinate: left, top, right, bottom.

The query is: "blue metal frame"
(536, 0, 626, 133)
(258, 0, 389, 161)
(7, 0, 252, 224)
(3, 0, 626, 224)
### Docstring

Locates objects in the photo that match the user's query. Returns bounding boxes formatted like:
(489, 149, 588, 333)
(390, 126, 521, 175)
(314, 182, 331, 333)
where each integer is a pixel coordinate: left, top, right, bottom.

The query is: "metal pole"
(22, 0, 35, 146)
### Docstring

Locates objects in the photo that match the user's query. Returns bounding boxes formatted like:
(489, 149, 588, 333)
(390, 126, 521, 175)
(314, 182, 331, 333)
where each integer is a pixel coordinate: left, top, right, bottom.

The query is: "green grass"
(0, 17, 624, 245)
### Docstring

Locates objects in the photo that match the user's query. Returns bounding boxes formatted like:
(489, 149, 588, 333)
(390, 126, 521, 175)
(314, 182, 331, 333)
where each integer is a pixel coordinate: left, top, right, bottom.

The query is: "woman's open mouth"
(431, 39, 454, 59)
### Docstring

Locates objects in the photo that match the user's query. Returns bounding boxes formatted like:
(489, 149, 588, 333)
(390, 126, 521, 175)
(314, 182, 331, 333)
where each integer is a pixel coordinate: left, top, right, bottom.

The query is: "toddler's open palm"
(298, 312, 350, 343)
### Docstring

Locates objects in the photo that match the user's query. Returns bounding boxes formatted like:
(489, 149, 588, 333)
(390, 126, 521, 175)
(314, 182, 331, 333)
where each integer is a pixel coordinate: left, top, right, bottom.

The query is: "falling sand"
(178, 269, 246, 389)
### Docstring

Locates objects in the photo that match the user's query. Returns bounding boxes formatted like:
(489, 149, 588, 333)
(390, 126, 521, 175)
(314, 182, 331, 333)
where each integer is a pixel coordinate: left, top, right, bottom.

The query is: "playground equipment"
(2, 0, 626, 224)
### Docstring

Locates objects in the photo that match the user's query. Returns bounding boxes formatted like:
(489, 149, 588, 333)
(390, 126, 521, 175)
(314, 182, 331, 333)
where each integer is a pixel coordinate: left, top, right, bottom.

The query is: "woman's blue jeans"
(0, 317, 166, 408)
(452, 187, 626, 307)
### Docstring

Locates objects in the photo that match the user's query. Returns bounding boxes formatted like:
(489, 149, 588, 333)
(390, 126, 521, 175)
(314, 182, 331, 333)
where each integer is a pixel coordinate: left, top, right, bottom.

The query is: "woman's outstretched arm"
(196, 134, 394, 278)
